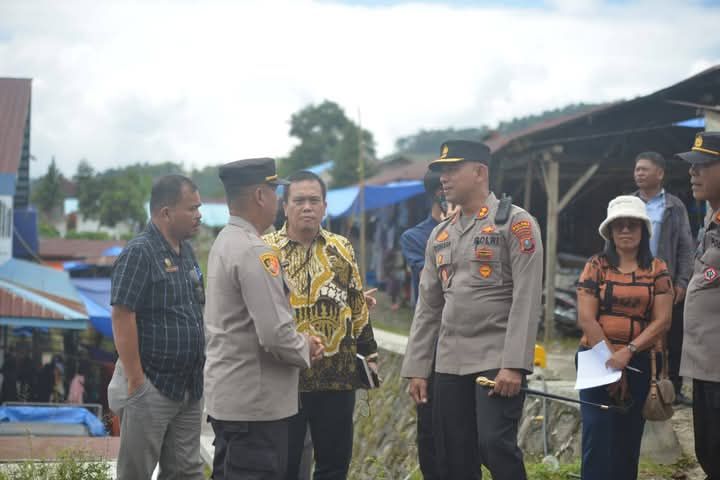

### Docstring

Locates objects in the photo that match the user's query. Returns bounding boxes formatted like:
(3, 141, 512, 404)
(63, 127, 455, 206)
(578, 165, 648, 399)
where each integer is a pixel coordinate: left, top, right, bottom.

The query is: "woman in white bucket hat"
(575, 195, 673, 480)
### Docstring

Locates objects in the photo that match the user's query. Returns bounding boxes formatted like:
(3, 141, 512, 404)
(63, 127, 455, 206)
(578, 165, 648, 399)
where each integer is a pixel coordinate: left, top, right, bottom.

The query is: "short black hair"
(283, 170, 327, 203)
(635, 151, 666, 170)
(423, 171, 442, 197)
(150, 175, 198, 213)
(603, 223, 654, 270)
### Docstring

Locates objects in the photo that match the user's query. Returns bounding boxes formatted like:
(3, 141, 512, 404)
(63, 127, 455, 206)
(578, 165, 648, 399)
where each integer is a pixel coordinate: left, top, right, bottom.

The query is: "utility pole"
(357, 111, 367, 285)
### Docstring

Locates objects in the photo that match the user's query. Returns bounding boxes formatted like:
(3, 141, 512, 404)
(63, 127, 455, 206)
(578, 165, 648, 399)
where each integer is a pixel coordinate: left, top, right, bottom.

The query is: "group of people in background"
(102, 131, 720, 480)
(0, 350, 92, 406)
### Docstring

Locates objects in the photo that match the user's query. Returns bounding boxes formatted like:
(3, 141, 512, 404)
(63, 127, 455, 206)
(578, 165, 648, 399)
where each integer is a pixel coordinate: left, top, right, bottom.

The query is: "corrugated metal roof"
(0, 258, 88, 329)
(0, 78, 32, 174)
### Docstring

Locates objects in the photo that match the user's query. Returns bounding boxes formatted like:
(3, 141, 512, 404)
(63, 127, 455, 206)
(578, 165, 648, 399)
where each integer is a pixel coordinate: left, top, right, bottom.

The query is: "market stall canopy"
(326, 181, 425, 218)
(0, 258, 88, 330)
(70, 278, 112, 338)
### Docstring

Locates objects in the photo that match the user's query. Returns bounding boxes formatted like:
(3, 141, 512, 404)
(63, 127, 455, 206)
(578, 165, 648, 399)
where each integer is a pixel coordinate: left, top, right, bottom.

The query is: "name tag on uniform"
(164, 258, 179, 272)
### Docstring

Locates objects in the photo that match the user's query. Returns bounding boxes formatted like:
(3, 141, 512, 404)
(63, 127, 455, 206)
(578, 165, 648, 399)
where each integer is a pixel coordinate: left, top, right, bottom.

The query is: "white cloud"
(0, 0, 718, 178)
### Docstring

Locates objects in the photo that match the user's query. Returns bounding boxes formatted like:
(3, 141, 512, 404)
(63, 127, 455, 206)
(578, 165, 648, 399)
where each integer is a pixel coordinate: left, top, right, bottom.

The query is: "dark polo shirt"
(111, 222, 205, 401)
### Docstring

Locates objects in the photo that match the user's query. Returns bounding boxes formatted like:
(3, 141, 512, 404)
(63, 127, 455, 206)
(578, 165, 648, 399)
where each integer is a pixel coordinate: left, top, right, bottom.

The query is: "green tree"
(279, 100, 377, 187)
(98, 171, 151, 228)
(74, 159, 103, 220)
(330, 123, 377, 188)
(190, 165, 224, 199)
(281, 100, 353, 175)
(31, 156, 65, 219)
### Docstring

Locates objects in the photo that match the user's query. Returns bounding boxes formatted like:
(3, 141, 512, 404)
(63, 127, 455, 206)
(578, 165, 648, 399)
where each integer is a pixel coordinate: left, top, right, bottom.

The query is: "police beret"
(218, 157, 289, 187)
(676, 131, 720, 165)
(429, 140, 491, 171)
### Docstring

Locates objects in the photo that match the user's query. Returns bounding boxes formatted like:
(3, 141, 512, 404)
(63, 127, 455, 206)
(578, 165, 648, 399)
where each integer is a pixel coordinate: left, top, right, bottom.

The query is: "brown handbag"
(642, 349, 675, 421)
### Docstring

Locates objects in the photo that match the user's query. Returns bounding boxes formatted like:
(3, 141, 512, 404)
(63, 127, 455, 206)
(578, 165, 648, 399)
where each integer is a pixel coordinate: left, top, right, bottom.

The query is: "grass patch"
(0, 449, 112, 480)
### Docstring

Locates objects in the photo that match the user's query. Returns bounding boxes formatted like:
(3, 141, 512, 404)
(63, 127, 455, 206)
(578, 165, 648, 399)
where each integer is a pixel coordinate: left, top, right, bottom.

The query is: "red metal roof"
(39, 238, 127, 260)
(0, 78, 32, 174)
(0, 287, 63, 320)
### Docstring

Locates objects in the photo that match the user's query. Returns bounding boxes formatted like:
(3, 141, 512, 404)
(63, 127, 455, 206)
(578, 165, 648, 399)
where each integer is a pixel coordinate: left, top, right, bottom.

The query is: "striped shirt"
(110, 222, 205, 401)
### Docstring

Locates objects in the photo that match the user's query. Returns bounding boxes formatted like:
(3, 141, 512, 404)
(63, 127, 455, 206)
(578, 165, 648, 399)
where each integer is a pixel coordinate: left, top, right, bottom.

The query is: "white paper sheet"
(574, 341, 622, 390)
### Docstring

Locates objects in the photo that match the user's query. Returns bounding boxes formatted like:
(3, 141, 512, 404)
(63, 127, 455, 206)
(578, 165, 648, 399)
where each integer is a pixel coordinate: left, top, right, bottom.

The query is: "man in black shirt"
(108, 174, 205, 480)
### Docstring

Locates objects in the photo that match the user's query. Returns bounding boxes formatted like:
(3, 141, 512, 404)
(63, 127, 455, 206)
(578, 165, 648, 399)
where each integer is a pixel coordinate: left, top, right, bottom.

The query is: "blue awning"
(674, 117, 705, 128)
(328, 181, 425, 218)
(71, 278, 112, 338)
(197, 180, 425, 225)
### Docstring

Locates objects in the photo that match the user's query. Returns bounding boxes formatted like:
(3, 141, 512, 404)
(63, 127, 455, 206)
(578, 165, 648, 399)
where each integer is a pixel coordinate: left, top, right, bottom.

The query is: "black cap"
(218, 157, 289, 187)
(676, 131, 720, 165)
(428, 140, 491, 171)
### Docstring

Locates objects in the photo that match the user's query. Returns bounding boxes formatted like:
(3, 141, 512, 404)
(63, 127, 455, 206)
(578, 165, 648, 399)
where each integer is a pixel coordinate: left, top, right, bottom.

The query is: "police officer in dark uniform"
(401, 141, 543, 480)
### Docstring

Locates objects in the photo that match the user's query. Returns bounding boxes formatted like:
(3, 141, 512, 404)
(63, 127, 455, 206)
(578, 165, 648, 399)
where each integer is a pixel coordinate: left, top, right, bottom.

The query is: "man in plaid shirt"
(108, 174, 205, 480)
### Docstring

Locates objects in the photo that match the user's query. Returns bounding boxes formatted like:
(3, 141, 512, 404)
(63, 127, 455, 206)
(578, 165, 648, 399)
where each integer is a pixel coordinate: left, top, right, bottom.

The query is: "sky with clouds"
(0, 0, 719, 178)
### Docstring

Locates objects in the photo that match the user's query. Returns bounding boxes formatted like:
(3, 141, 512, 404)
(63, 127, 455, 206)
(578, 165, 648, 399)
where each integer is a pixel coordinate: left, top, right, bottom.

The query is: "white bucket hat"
(598, 195, 652, 241)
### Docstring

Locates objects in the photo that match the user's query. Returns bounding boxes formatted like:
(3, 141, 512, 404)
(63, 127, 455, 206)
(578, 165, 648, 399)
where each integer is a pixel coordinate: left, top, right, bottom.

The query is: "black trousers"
(433, 371, 526, 480)
(668, 301, 685, 393)
(578, 350, 651, 480)
(210, 416, 289, 480)
(417, 372, 439, 480)
(693, 380, 720, 479)
(286, 390, 356, 480)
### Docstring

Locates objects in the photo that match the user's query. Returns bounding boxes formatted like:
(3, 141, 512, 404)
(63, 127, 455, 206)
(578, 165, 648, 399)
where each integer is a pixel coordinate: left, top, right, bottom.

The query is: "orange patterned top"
(577, 255, 672, 348)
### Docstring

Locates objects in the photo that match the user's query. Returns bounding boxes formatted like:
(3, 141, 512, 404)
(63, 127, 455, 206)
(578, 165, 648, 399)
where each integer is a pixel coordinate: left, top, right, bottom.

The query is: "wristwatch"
(627, 342, 638, 354)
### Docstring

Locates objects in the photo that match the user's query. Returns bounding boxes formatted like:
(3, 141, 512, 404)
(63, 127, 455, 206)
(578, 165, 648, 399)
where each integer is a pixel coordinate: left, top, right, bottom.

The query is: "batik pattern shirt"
(263, 226, 377, 391)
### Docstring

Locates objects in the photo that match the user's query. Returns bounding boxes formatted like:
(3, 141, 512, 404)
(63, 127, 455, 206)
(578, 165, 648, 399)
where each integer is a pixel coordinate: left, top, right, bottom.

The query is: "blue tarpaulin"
(326, 181, 425, 218)
(71, 278, 112, 338)
(196, 180, 426, 226)
(674, 117, 705, 128)
(0, 406, 107, 436)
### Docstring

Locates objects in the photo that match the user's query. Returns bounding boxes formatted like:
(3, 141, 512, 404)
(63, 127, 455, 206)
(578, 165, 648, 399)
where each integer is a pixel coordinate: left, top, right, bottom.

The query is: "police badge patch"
(511, 220, 535, 254)
(260, 252, 281, 277)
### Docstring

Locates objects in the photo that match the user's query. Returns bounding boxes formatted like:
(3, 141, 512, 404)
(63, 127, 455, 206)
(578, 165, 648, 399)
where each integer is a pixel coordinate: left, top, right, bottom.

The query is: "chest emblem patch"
(703, 267, 718, 283)
(260, 252, 281, 277)
(436, 230, 449, 242)
(164, 258, 178, 272)
(481, 225, 496, 233)
(479, 264, 493, 278)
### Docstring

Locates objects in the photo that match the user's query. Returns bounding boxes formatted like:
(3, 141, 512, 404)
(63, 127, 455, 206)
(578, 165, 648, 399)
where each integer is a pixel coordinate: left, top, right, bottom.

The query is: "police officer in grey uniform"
(677, 131, 720, 480)
(204, 158, 324, 480)
(401, 141, 543, 480)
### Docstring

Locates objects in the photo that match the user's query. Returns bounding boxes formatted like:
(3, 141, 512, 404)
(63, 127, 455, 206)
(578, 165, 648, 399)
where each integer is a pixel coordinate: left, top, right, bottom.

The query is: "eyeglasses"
(611, 219, 642, 231)
(188, 266, 205, 305)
